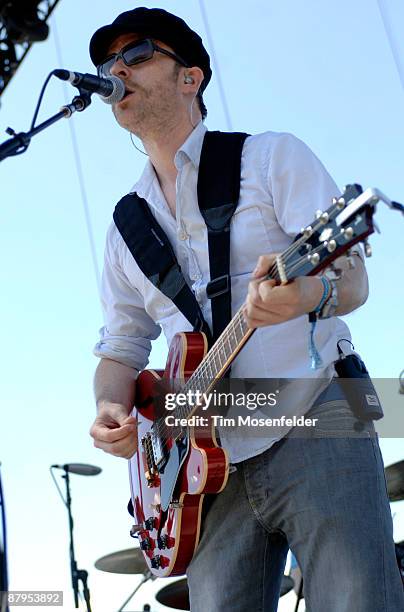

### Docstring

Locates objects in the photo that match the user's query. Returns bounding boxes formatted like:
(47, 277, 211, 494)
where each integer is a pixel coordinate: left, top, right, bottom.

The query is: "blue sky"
(0, 1, 403, 610)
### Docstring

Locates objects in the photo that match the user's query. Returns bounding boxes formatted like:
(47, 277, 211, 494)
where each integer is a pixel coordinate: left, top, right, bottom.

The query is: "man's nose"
(109, 58, 130, 79)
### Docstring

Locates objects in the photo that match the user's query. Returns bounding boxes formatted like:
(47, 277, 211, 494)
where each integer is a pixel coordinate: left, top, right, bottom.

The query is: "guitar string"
(149, 201, 346, 444)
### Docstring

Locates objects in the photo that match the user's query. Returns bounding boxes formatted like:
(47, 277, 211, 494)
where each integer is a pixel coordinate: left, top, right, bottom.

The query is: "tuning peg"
(315, 210, 329, 224)
(308, 253, 320, 266)
(364, 240, 372, 257)
(326, 240, 337, 252)
(301, 225, 313, 238)
(332, 196, 346, 210)
(342, 227, 354, 240)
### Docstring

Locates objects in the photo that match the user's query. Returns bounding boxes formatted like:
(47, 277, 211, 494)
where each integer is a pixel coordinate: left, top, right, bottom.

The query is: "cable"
(30, 71, 55, 130)
(51, 16, 101, 292)
(49, 467, 67, 507)
(377, 0, 404, 93)
(198, 0, 233, 131)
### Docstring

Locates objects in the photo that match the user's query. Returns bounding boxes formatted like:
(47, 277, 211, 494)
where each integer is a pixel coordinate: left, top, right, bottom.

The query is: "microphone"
(53, 69, 125, 105)
(51, 463, 102, 476)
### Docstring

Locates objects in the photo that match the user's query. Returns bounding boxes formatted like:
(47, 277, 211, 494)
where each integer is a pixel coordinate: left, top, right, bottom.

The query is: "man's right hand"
(89, 402, 137, 459)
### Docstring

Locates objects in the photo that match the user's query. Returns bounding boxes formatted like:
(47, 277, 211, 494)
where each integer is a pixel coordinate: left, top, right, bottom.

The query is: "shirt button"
(178, 230, 187, 241)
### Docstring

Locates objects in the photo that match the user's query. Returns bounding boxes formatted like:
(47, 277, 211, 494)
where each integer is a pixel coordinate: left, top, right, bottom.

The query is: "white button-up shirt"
(94, 121, 357, 462)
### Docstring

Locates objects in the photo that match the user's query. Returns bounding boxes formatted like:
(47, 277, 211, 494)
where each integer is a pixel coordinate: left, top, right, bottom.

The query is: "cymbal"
(95, 548, 148, 575)
(155, 575, 295, 610)
(385, 460, 404, 502)
(280, 575, 295, 596)
(156, 579, 189, 611)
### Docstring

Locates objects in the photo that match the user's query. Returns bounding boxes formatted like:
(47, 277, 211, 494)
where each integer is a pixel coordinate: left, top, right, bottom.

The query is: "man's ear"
(180, 66, 204, 92)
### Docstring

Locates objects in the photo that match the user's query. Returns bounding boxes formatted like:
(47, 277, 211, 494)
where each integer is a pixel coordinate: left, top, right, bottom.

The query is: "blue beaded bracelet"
(314, 276, 331, 313)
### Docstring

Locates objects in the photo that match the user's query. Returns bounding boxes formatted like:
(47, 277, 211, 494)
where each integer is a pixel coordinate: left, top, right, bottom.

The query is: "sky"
(0, 0, 403, 610)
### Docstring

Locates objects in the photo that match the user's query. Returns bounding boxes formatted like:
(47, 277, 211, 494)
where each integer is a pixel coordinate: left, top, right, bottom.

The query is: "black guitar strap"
(113, 130, 249, 345)
(198, 131, 249, 340)
(114, 192, 212, 342)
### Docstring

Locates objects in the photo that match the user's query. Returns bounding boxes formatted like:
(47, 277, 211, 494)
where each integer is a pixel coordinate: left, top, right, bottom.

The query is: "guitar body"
(128, 332, 229, 577)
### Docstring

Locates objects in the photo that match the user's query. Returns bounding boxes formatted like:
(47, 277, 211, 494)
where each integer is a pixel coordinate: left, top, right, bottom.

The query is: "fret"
(238, 311, 245, 337)
(225, 331, 233, 356)
(212, 349, 221, 377)
(231, 323, 238, 348)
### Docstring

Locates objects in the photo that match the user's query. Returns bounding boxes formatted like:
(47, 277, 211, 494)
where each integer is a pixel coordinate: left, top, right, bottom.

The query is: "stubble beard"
(113, 80, 180, 142)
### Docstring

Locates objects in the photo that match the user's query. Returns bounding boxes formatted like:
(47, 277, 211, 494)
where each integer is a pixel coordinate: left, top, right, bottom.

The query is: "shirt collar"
(174, 121, 207, 170)
(130, 121, 208, 205)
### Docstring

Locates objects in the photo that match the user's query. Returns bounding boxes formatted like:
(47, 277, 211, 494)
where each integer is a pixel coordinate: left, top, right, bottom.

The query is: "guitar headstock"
(279, 184, 380, 281)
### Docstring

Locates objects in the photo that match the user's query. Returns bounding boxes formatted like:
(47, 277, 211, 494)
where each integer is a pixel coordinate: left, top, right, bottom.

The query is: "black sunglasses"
(97, 38, 189, 77)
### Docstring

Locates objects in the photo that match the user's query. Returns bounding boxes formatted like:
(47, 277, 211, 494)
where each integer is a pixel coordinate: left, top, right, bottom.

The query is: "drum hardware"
(385, 460, 404, 502)
(154, 574, 294, 611)
(94, 548, 155, 611)
(396, 541, 404, 587)
(280, 575, 294, 597)
(95, 548, 148, 575)
(155, 579, 189, 611)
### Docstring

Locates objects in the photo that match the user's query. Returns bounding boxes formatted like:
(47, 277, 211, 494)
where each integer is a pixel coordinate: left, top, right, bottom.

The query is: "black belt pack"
(334, 353, 384, 422)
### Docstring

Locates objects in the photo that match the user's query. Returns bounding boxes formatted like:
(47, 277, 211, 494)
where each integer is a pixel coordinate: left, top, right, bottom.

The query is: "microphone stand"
(63, 469, 92, 611)
(0, 91, 92, 162)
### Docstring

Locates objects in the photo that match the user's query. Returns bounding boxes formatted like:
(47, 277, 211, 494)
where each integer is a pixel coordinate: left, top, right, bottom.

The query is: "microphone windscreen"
(100, 76, 125, 105)
(65, 463, 102, 476)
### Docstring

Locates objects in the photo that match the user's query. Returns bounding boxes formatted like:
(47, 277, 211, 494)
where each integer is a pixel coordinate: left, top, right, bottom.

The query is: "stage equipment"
(155, 575, 295, 611)
(95, 548, 155, 612)
(127, 184, 404, 577)
(156, 579, 189, 610)
(0, 0, 60, 97)
(50, 463, 101, 611)
(0, 69, 117, 162)
(385, 460, 404, 502)
(396, 541, 404, 587)
(51, 463, 102, 476)
(95, 548, 148, 575)
(53, 69, 125, 104)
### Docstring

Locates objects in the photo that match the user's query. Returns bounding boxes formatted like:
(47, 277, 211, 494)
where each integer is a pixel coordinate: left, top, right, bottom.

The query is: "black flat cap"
(89, 7, 211, 92)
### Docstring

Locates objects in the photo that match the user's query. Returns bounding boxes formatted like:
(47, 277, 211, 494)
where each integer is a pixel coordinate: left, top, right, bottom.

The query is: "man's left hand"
(244, 254, 324, 328)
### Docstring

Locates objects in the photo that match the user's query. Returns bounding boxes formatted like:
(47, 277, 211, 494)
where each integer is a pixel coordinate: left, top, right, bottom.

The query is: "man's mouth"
(118, 89, 135, 103)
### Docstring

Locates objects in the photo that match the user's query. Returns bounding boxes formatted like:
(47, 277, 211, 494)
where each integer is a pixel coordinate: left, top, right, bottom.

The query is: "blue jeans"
(187, 396, 404, 611)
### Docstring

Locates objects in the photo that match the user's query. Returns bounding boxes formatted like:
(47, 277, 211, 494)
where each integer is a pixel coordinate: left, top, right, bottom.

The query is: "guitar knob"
(157, 535, 174, 550)
(140, 537, 153, 551)
(144, 516, 157, 530)
(151, 554, 169, 569)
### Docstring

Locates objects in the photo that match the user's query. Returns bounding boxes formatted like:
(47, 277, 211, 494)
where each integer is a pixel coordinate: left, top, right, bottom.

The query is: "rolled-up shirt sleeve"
(93, 223, 161, 371)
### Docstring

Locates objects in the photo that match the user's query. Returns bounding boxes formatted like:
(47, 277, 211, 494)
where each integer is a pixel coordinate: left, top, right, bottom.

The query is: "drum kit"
(94, 460, 404, 611)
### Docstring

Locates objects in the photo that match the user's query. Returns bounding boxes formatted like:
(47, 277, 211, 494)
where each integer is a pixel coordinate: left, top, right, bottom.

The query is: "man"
(89, 7, 404, 611)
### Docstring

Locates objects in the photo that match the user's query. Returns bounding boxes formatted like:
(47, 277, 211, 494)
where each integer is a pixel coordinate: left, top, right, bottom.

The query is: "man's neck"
(142, 117, 199, 191)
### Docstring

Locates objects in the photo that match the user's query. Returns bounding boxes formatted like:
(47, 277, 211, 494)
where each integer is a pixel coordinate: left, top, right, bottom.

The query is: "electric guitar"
(128, 185, 401, 577)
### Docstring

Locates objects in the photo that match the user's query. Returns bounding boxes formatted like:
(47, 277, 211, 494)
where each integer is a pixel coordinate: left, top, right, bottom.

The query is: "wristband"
(313, 276, 332, 314)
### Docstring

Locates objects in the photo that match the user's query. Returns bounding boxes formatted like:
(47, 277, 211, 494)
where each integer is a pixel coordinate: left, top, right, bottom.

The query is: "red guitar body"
(128, 332, 229, 577)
